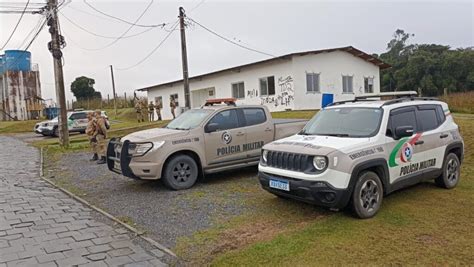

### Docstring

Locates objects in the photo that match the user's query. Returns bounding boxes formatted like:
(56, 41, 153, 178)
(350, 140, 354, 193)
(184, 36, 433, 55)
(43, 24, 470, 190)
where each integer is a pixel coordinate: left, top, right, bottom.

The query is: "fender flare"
(348, 158, 390, 196)
(444, 141, 464, 163)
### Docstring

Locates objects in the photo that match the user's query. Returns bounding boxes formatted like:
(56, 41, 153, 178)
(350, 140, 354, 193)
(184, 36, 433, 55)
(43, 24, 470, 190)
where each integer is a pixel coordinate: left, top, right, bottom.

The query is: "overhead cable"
(186, 17, 276, 58)
(1, 0, 31, 50)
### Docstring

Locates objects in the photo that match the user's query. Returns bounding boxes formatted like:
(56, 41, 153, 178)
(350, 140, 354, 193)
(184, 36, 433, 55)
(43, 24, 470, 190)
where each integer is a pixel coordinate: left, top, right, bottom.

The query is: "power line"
(82, 0, 165, 28)
(187, 17, 276, 58)
(18, 16, 46, 49)
(75, 0, 157, 51)
(1, 0, 31, 50)
(116, 20, 179, 70)
(189, 0, 205, 13)
(59, 11, 156, 40)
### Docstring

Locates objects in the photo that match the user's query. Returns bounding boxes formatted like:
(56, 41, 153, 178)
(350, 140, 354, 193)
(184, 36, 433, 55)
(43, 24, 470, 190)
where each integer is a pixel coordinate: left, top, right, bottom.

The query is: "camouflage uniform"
(148, 102, 155, 121)
(140, 100, 148, 122)
(135, 101, 144, 123)
(94, 110, 108, 164)
(156, 99, 162, 121)
(170, 97, 176, 119)
(86, 112, 98, 161)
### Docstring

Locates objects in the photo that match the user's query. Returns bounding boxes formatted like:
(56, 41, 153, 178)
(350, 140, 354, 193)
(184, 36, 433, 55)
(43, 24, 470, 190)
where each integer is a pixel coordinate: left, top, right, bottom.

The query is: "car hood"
(263, 134, 371, 155)
(122, 128, 189, 142)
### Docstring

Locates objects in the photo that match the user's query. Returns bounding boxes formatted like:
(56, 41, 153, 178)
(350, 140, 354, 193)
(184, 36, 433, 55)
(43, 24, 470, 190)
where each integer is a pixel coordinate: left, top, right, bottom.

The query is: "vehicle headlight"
(128, 141, 165, 157)
(312, 156, 328, 171)
(262, 150, 268, 163)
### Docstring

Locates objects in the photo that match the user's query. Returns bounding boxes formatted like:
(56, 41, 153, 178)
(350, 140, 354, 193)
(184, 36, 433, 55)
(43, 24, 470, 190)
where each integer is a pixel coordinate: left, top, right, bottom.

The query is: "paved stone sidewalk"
(0, 136, 168, 267)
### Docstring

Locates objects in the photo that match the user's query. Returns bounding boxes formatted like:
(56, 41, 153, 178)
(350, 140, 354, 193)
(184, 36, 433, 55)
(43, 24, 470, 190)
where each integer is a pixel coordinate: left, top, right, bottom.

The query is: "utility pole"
(109, 65, 117, 118)
(179, 7, 190, 109)
(47, 0, 69, 147)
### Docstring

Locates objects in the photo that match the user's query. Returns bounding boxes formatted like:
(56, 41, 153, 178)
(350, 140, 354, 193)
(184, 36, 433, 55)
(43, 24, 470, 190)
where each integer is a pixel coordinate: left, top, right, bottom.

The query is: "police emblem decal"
(400, 143, 414, 163)
(222, 131, 232, 144)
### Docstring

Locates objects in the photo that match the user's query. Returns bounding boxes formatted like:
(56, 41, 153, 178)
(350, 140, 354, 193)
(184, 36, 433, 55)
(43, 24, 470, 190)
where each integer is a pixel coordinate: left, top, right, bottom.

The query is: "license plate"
(269, 179, 290, 191)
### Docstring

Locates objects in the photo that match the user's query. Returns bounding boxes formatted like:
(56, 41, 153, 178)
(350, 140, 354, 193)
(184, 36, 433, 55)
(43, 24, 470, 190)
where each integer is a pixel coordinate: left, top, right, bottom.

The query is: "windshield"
(166, 109, 213, 130)
(301, 107, 383, 137)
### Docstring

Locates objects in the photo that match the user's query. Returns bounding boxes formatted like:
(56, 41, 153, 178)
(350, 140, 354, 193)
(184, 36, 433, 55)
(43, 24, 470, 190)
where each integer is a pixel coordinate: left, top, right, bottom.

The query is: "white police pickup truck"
(258, 92, 464, 218)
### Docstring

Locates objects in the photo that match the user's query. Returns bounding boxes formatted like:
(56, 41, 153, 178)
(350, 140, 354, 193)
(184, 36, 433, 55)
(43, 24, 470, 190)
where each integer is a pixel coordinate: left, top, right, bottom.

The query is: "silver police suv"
(258, 92, 464, 219)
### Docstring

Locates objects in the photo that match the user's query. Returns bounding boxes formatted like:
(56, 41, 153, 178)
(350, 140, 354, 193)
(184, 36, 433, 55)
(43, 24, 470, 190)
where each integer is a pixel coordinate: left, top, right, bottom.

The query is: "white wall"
(147, 51, 381, 120)
(292, 51, 380, 110)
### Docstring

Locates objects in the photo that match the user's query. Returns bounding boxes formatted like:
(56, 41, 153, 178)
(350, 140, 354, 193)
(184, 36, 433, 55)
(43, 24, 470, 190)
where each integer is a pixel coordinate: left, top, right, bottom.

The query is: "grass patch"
(0, 120, 40, 134)
(212, 114, 474, 265)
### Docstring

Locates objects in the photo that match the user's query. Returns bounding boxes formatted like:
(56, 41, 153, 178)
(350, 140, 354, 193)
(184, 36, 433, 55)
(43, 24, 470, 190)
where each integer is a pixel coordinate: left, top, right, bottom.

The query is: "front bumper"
(106, 138, 162, 180)
(35, 126, 54, 135)
(258, 171, 351, 209)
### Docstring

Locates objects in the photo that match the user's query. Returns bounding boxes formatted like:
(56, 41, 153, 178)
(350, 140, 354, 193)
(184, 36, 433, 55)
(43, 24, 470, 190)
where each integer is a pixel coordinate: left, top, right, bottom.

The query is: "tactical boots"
(90, 153, 98, 161)
(96, 156, 106, 165)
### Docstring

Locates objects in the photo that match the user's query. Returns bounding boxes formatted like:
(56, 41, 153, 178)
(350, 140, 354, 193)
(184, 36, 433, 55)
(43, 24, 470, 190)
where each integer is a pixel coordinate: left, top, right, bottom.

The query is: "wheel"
(351, 171, 383, 219)
(435, 153, 461, 189)
(162, 155, 199, 190)
(53, 127, 59, 137)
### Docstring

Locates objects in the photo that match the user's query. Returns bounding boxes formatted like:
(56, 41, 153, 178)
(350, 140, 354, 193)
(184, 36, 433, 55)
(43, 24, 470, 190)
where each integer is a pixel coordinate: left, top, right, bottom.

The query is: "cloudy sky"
(1, 0, 473, 103)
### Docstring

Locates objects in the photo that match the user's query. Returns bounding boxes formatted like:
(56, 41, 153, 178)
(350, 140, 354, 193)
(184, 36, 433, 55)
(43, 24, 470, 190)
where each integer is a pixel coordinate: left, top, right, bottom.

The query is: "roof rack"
(203, 98, 237, 107)
(381, 96, 439, 106)
(327, 91, 421, 107)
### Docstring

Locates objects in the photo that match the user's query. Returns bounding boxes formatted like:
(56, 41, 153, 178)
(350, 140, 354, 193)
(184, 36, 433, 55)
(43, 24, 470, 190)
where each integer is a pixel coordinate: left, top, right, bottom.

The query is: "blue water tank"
(4, 50, 31, 72)
(0, 55, 4, 74)
(321, 93, 334, 108)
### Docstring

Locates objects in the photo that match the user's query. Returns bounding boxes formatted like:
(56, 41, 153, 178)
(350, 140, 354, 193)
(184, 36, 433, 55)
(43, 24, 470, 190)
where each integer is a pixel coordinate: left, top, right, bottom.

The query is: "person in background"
(86, 112, 98, 161)
(170, 96, 176, 119)
(148, 101, 155, 121)
(135, 100, 143, 123)
(140, 100, 148, 122)
(94, 110, 108, 165)
(156, 98, 162, 121)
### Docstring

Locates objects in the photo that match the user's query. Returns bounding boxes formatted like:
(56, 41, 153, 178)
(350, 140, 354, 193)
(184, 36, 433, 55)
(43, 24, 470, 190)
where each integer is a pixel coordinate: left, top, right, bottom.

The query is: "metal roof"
(136, 46, 391, 91)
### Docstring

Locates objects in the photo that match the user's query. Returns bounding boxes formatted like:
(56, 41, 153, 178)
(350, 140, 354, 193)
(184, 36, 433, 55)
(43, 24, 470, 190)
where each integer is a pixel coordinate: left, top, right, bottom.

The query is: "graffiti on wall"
(247, 75, 295, 108)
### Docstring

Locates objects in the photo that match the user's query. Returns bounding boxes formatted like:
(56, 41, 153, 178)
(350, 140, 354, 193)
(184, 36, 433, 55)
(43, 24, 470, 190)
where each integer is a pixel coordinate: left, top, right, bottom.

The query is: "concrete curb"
(39, 147, 177, 258)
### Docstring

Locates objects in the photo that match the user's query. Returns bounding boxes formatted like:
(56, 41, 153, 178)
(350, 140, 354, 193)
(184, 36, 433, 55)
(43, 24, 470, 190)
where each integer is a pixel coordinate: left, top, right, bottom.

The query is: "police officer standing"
(86, 112, 98, 161)
(135, 100, 143, 123)
(140, 100, 148, 122)
(148, 101, 155, 121)
(156, 98, 162, 121)
(170, 96, 176, 119)
(93, 110, 108, 164)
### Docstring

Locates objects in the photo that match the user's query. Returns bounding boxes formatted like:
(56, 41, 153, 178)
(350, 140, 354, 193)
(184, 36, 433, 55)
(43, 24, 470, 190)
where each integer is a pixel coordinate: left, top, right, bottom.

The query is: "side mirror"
(206, 122, 219, 133)
(395, 126, 414, 139)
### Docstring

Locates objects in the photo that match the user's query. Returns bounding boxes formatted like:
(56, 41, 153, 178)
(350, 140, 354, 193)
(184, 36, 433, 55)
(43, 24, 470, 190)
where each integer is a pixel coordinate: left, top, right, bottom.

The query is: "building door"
(191, 87, 215, 108)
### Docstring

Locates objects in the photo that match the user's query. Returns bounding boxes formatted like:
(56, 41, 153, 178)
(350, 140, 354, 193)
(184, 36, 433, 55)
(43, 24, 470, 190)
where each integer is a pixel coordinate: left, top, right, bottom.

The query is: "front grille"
(266, 151, 312, 172)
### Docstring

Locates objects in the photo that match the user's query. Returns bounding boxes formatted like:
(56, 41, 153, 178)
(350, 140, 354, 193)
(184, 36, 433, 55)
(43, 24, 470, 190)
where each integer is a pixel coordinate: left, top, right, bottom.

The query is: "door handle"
(414, 140, 424, 145)
(236, 132, 245, 136)
(440, 134, 448, 139)
(265, 128, 272, 132)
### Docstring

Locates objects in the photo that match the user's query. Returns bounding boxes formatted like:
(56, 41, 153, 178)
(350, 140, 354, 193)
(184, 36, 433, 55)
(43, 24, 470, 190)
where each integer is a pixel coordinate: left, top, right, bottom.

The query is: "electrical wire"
(75, 0, 157, 51)
(1, 0, 31, 50)
(187, 17, 276, 58)
(188, 0, 205, 13)
(116, 20, 179, 70)
(18, 16, 45, 49)
(83, 0, 165, 28)
(59, 11, 156, 40)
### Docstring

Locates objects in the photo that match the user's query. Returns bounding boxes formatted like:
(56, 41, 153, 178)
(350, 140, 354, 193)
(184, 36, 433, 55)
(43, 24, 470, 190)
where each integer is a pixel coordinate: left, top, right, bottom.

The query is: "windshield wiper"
(319, 133, 350, 137)
(298, 130, 311, 135)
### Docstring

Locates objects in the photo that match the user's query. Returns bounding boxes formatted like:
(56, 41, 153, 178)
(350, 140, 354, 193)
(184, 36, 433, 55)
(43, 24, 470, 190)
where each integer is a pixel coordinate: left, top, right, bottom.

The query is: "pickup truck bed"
(273, 119, 308, 140)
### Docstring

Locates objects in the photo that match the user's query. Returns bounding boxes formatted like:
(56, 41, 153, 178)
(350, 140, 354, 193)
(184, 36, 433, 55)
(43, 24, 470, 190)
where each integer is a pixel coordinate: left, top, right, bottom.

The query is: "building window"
(306, 72, 320, 93)
(259, 76, 275, 96)
(232, 82, 245, 99)
(170, 93, 179, 106)
(364, 77, 374, 93)
(342, 75, 353, 93)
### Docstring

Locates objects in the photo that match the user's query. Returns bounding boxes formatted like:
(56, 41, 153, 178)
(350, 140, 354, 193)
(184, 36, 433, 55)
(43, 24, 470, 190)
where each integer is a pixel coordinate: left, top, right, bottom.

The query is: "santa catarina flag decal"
(389, 133, 422, 167)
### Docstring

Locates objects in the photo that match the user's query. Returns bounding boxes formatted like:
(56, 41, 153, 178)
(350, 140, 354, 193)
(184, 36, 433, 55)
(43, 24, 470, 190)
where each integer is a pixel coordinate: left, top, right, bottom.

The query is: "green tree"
(70, 76, 102, 100)
(379, 29, 474, 95)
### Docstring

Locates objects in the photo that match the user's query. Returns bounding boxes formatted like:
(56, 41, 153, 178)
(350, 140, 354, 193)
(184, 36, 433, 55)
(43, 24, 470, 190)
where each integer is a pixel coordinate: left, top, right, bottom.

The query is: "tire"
(162, 154, 199, 190)
(435, 153, 461, 189)
(53, 127, 59, 137)
(351, 171, 383, 219)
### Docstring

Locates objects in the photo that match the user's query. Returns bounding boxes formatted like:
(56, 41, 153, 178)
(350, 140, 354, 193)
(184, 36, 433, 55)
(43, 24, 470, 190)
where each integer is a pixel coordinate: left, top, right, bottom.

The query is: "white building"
(137, 46, 390, 120)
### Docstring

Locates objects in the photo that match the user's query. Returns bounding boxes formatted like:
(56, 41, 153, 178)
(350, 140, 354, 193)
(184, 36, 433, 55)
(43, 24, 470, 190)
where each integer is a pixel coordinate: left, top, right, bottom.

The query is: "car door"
(241, 108, 274, 160)
(415, 105, 445, 174)
(385, 106, 423, 185)
(69, 112, 88, 130)
(204, 109, 247, 165)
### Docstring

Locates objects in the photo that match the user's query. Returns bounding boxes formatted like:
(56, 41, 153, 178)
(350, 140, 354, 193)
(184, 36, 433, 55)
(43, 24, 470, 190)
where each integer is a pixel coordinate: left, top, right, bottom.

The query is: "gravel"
(45, 151, 260, 249)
